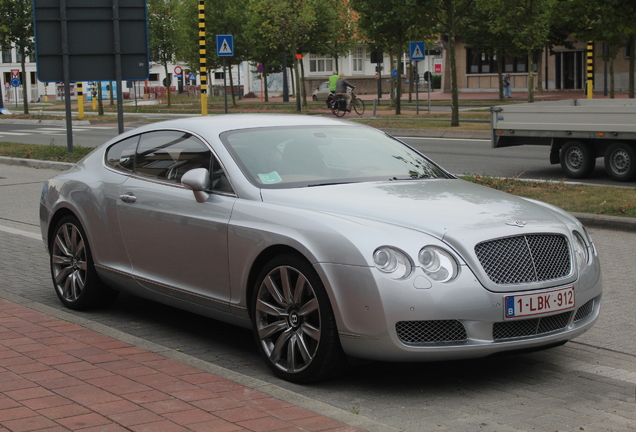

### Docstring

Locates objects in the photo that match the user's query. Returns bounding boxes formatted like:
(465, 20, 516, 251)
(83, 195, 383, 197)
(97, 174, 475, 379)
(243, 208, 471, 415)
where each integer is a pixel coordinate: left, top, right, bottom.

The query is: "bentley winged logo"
(506, 220, 527, 228)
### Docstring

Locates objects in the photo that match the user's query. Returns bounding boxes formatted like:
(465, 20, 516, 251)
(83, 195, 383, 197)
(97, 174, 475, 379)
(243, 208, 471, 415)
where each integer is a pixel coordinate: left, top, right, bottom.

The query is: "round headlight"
(418, 246, 458, 283)
(572, 231, 589, 270)
(373, 247, 412, 280)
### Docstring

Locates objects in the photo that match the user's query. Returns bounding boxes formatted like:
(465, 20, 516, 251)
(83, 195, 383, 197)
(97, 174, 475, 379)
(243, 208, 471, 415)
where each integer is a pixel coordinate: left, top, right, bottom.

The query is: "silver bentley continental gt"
(39, 114, 602, 383)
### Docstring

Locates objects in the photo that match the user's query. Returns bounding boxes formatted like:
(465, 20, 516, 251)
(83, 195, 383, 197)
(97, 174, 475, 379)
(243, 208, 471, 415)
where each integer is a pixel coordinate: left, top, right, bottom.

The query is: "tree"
(351, 0, 433, 115)
(148, 0, 179, 107)
(248, 0, 320, 112)
(485, 0, 556, 103)
(0, 0, 34, 114)
(432, 0, 475, 124)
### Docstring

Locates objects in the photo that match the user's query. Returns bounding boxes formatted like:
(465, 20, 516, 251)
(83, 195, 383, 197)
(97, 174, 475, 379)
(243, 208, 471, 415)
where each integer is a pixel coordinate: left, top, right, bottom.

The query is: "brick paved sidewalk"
(0, 299, 364, 432)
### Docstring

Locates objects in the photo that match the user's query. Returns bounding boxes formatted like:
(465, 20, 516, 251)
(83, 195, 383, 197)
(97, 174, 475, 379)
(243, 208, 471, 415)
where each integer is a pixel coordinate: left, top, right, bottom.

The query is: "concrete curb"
(0, 118, 91, 126)
(382, 128, 490, 140)
(0, 156, 75, 171)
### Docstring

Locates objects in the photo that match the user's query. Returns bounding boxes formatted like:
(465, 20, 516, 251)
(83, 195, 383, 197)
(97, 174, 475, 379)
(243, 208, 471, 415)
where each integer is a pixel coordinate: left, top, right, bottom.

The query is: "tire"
(604, 142, 636, 182)
(331, 98, 346, 117)
(560, 141, 595, 179)
(251, 254, 346, 383)
(353, 98, 365, 115)
(50, 216, 119, 310)
(312, 95, 318, 101)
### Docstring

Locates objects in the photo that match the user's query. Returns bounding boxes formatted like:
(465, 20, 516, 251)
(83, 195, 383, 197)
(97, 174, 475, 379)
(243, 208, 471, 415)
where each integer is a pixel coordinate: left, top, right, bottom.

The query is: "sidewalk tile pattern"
(0, 299, 364, 432)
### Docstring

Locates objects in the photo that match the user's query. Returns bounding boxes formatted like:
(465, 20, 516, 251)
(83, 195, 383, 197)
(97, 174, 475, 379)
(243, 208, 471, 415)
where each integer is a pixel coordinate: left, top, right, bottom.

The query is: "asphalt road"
(401, 136, 636, 187)
(1, 164, 635, 432)
(2, 121, 634, 187)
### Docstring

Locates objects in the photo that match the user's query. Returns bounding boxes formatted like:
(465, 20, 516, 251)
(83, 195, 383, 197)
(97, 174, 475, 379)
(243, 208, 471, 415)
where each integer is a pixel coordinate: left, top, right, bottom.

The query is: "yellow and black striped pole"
(199, 0, 207, 115)
(92, 82, 97, 110)
(586, 41, 594, 99)
(77, 82, 84, 119)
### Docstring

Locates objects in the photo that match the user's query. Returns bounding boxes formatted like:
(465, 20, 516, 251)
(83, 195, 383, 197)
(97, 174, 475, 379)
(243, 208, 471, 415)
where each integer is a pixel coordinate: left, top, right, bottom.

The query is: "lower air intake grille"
(396, 320, 468, 345)
(493, 311, 573, 341)
(574, 299, 595, 321)
(475, 234, 571, 284)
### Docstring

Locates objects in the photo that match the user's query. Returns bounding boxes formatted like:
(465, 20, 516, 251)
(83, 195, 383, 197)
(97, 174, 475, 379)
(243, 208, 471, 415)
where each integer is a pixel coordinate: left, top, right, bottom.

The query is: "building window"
(2, 51, 11, 63)
(309, 54, 334, 73)
(466, 48, 528, 74)
(16, 51, 22, 63)
(352, 47, 364, 72)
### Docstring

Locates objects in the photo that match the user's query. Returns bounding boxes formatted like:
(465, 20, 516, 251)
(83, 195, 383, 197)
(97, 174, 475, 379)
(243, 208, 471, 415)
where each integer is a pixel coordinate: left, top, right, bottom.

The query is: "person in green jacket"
(328, 71, 339, 93)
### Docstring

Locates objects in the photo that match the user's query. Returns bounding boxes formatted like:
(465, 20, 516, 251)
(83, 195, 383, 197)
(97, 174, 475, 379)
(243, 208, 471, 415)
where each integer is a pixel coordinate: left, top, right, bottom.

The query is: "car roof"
(128, 114, 357, 138)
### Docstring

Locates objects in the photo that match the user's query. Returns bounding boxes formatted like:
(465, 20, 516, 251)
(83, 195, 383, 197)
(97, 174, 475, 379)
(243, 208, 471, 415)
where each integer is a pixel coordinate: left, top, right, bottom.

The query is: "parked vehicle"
(492, 99, 636, 181)
(312, 81, 330, 101)
(40, 114, 602, 383)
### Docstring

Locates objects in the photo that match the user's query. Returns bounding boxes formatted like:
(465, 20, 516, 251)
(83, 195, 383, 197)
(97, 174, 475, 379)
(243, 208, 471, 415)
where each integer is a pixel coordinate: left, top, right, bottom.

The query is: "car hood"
(260, 179, 576, 245)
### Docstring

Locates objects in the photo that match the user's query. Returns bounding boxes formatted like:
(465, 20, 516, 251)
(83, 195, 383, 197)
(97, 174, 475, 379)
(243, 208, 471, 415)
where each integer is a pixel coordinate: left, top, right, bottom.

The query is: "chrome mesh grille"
(574, 299, 595, 321)
(396, 320, 467, 345)
(493, 311, 573, 341)
(475, 234, 571, 284)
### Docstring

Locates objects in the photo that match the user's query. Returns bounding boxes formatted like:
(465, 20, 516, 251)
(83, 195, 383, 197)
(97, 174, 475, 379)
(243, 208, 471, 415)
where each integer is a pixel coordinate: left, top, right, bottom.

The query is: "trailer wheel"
(604, 142, 636, 182)
(560, 141, 595, 179)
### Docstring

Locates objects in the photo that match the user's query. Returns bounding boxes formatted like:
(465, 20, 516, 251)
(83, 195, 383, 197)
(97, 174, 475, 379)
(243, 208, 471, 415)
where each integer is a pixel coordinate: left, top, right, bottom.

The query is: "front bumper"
(317, 261, 602, 362)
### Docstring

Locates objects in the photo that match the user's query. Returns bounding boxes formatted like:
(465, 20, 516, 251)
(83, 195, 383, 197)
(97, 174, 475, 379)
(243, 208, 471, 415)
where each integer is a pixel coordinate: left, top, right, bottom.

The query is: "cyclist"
(335, 73, 355, 112)
(328, 71, 339, 93)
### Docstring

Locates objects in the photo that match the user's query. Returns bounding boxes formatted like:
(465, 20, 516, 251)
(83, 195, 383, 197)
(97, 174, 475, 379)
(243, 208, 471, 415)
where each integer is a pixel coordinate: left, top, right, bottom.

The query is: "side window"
(211, 155, 233, 193)
(135, 131, 212, 183)
(105, 135, 139, 172)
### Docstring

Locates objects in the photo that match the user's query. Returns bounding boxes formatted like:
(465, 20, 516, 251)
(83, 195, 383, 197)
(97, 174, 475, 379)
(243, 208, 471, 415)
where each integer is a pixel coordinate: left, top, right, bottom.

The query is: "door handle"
(119, 193, 137, 203)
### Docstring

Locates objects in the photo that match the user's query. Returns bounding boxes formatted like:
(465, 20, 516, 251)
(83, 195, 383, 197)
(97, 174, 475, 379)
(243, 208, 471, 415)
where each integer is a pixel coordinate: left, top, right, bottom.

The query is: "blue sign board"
(410, 41, 425, 61)
(216, 35, 234, 57)
(10, 78, 21, 87)
(391, 69, 398, 79)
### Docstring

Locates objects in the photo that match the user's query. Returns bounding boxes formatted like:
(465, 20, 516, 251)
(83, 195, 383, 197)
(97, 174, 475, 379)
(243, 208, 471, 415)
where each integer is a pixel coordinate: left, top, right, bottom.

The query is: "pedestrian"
(503, 73, 511, 98)
(335, 73, 355, 111)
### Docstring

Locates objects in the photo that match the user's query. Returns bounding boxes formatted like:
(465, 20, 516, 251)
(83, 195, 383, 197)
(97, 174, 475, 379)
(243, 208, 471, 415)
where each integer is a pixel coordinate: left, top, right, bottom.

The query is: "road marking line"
(0, 225, 41, 240)
(396, 136, 489, 142)
(0, 132, 31, 136)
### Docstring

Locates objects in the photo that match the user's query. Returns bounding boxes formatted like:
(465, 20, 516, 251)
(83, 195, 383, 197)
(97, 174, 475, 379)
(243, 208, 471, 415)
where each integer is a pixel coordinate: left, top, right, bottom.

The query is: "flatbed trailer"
(491, 99, 636, 181)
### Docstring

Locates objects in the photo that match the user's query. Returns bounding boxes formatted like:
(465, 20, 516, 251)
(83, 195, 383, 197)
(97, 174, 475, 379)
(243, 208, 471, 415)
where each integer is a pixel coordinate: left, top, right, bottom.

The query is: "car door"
(116, 130, 236, 310)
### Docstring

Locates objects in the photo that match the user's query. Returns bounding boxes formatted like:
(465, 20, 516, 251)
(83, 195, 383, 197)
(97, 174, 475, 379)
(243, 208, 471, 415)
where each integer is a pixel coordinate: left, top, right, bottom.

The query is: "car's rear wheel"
(251, 254, 346, 383)
(312, 95, 318, 101)
(50, 216, 118, 310)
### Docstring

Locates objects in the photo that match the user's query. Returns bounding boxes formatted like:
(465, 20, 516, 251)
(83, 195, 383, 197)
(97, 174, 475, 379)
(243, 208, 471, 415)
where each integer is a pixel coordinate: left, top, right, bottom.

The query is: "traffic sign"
(10, 78, 21, 87)
(174, 66, 183, 75)
(410, 41, 425, 61)
(391, 69, 398, 79)
(216, 35, 234, 56)
(11, 69, 19, 78)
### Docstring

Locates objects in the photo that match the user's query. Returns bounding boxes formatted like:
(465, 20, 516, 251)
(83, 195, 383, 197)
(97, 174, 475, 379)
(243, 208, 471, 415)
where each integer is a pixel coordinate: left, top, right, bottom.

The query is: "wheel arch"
(245, 245, 312, 320)
(47, 207, 81, 250)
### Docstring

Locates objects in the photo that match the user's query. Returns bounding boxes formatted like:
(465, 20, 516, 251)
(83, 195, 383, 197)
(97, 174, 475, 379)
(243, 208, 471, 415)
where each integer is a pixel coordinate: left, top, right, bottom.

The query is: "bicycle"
(327, 90, 365, 117)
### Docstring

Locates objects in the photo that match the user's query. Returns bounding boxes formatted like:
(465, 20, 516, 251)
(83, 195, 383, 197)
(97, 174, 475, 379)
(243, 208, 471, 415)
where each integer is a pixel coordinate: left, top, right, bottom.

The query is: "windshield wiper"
(307, 181, 357, 187)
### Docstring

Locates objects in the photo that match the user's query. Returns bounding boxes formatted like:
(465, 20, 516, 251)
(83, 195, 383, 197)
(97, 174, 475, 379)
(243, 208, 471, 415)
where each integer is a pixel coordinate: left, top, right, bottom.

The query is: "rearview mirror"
(181, 168, 210, 203)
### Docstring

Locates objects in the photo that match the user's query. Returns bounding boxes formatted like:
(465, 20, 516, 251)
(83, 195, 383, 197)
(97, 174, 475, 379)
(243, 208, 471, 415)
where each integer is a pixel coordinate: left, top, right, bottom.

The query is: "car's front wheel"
(251, 254, 346, 383)
(50, 216, 119, 310)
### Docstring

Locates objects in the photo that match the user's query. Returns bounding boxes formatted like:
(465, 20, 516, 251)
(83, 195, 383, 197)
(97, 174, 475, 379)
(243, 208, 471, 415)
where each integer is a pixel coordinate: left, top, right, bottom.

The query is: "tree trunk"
(163, 63, 171, 107)
(629, 34, 635, 98)
(292, 46, 301, 112)
(536, 49, 543, 96)
(300, 58, 307, 108)
(527, 49, 534, 103)
(229, 61, 237, 107)
(97, 83, 104, 116)
(610, 56, 615, 98)
(20, 46, 28, 114)
(497, 53, 504, 101)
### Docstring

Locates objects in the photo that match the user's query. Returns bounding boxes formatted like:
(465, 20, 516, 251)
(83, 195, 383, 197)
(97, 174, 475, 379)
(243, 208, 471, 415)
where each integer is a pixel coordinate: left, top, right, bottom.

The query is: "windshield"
(221, 125, 451, 188)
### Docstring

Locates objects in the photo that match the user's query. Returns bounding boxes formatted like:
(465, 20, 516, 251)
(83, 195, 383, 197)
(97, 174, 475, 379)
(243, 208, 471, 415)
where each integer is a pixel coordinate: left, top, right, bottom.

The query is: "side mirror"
(181, 168, 210, 203)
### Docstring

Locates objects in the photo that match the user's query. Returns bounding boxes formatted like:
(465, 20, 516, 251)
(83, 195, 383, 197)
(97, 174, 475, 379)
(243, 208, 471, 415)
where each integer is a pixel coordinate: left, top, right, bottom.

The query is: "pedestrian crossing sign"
(216, 35, 234, 57)
(410, 41, 425, 61)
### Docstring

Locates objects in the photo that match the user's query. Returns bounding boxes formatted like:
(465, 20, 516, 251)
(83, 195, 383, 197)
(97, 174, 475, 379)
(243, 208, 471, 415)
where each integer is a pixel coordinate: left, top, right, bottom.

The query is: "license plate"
(505, 287, 575, 318)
